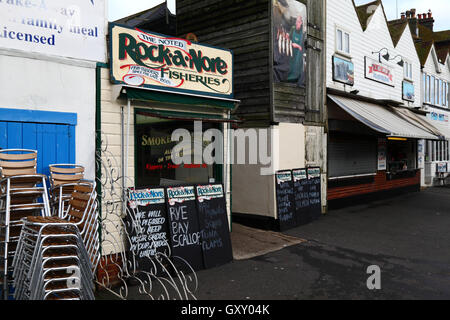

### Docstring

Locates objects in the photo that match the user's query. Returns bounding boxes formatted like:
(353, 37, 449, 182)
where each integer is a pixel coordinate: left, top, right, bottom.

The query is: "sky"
(354, 0, 450, 31)
(108, 0, 450, 31)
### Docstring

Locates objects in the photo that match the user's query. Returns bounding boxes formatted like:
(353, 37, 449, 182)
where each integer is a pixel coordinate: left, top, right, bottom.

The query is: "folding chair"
(0, 149, 51, 300)
(48, 164, 85, 218)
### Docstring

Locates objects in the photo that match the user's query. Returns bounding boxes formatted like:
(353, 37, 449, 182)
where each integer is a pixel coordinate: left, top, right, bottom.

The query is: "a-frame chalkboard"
(196, 184, 233, 269)
(166, 186, 204, 271)
(307, 167, 322, 221)
(292, 168, 311, 226)
(125, 188, 170, 272)
(275, 170, 296, 231)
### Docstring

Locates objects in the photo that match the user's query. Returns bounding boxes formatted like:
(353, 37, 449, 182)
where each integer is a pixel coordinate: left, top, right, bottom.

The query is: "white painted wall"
(0, 50, 97, 179)
(326, 0, 421, 107)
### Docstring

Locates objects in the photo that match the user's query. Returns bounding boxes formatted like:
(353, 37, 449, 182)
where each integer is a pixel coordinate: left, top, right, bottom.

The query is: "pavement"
(96, 187, 450, 300)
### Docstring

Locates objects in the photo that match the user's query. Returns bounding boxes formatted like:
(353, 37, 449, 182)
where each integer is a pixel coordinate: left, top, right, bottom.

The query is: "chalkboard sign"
(307, 167, 322, 221)
(196, 184, 233, 269)
(166, 186, 204, 271)
(126, 188, 170, 272)
(275, 170, 296, 231)
(293, 169, 311, 226)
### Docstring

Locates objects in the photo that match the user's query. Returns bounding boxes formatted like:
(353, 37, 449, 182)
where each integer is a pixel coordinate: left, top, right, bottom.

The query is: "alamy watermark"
(170, 121, 279, 176)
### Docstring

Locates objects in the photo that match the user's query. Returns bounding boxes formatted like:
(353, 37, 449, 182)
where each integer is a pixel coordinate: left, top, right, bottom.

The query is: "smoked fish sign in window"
(109, 23, 234, 99)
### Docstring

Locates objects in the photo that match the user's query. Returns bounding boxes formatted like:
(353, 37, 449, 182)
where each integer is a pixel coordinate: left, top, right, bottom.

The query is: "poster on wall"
(272, 0, 307, 87)
(402, 81, 415, 102)
(0, 0, 106, 62)
(332, 56, 354, 86)
(110, 23, 234, 99)
(377, 138, 387, 171)
(365, 56, 394, 87)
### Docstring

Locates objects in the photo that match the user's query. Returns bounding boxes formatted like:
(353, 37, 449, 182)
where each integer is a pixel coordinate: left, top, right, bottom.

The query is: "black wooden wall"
(176, 0, 325, 127)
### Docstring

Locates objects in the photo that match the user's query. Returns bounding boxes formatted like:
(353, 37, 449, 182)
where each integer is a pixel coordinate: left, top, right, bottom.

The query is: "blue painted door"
(0, 121, 75, 176)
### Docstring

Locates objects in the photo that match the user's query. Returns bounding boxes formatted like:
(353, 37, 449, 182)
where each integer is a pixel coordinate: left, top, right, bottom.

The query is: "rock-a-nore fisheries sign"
(110, 23, 234, 99)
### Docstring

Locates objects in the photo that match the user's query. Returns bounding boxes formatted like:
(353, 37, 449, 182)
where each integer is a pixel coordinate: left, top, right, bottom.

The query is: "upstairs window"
(336, 27, 350, 55)
(403, 61, 413, 80)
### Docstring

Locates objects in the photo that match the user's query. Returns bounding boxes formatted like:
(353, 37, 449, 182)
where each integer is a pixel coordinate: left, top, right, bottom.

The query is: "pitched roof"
(415, 40, 433, 66)
(387, 20, 408, 46)
(353, 0, 381, 31)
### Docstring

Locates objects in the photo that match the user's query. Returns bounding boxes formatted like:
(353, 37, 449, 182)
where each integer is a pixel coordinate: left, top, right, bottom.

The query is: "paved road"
(97, 187, 450, 300)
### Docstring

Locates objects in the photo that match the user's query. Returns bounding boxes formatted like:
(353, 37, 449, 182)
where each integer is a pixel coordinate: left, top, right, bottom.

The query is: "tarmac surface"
(96, 187, 450, 300)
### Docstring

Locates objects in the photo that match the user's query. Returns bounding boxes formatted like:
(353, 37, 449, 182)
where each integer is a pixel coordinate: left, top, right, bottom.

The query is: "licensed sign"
(365, 56, 394, 87)
(0, 0, 106, 62)
(110, 23, 234, 99)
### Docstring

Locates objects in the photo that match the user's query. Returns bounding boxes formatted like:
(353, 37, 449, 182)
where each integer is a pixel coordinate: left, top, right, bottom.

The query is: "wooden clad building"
(176, 0, 327, 229)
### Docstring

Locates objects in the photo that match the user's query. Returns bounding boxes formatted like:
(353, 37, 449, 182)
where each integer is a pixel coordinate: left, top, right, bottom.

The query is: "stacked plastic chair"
(48, 164, 85, 218)
(0, 149, 51, 300)
(12, 181, 99, 300)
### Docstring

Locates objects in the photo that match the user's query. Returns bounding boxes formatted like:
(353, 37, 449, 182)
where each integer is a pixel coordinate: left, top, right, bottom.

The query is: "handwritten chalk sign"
(126, 188, 170, 271)
(307, 167, 322, 221)
(166, 186, 204, 271)
(196, 184, 233, 269)
(293, 169, 311, 226)
(275, 170, 296, 231)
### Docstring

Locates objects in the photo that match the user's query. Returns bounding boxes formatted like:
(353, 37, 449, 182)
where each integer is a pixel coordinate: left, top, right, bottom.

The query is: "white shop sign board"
(0, 0, 106, 62)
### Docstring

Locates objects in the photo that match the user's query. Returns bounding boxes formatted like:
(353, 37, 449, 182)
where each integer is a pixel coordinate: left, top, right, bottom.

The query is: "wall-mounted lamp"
(389, 55, 405, 67)
(372, 48, 390, 63)
(350, 89, 359, 95)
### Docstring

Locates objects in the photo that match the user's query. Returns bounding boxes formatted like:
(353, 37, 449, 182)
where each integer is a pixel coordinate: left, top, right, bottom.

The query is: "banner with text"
(0, 0, 106, 62)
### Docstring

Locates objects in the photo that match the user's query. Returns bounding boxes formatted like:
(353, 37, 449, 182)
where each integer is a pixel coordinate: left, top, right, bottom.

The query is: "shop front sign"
(365, 56, 394, 87)
(110, 23, 234, 99)
(0, 0, 107, 62)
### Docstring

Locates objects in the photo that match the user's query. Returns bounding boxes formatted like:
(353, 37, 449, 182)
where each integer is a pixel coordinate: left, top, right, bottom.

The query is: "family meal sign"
(0, 0, 106, 62)
(110, 23, 234, 99)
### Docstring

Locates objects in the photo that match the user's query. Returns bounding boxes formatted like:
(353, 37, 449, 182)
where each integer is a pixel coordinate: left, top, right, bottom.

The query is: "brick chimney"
(418, 9, 435, 31)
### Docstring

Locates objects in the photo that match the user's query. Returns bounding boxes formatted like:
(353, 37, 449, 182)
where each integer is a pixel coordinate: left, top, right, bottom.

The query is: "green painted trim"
(95, 62, 107, 255)
(125, 87, 236, 110)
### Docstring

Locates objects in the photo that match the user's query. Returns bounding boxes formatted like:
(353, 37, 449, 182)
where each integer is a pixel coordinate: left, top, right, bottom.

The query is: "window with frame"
(404, 61, 413, 80)
(336, 27, 350, 55)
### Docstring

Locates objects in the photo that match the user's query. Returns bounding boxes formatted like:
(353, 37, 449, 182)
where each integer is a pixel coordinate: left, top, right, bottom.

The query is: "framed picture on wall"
(402, 81, 415, 102)
(332, 55, 354, 86)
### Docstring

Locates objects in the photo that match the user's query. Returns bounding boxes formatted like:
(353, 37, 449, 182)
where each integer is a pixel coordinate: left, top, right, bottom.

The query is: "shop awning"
(328, 95, 439, 140)
(394, 107, 450, 140)
(123, 86, 239, 110)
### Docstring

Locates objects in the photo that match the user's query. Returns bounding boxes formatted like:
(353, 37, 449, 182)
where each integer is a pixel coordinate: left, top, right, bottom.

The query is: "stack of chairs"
(0, 149, 51, 300)
(48, 164, 85, 218)
(12, 181, 99, 300)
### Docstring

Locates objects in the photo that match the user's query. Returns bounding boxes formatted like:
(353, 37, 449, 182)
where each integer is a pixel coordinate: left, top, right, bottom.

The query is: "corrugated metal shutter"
(329, 135, 377, 177)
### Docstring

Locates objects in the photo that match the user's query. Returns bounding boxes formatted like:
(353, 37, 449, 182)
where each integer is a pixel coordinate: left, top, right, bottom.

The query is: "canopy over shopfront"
(328, 94, 439, 140)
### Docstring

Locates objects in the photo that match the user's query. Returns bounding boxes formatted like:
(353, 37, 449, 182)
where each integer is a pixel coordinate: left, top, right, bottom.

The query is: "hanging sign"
(110, 23, 234, 99)
(365, 56, 394, 87)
